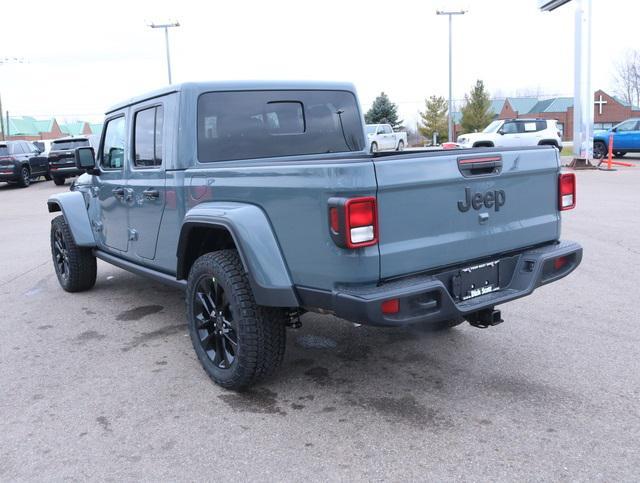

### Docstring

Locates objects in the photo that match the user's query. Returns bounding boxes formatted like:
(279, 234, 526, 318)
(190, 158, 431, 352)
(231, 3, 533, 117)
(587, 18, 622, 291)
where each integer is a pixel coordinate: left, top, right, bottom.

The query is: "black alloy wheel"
(193, 275, 238, 370)
(53, 225, 70, 283)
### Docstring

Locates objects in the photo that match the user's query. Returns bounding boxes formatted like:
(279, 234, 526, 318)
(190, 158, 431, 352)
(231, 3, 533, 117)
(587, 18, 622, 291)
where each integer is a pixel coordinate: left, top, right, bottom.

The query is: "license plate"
(458, 260, 500, 301)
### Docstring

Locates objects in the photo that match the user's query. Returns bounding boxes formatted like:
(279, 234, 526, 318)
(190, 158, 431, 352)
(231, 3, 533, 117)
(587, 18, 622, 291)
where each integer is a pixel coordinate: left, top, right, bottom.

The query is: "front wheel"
(53, 176, 65, 186)
(593, 141, 607, 159)
(186, 250, 287, 390)
(396, 140, 405, 151)
(50, 215, 97, 292)
(17, 166, 31, 187)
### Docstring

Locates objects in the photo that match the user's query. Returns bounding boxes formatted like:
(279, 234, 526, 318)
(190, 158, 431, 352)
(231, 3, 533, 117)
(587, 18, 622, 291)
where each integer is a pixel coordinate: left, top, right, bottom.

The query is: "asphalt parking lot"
(1, 159, 639, 481)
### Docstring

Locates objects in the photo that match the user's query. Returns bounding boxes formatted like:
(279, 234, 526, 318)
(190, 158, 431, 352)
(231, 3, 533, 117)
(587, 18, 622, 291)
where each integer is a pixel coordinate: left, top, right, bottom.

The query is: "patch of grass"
(560, 146, 573, 156)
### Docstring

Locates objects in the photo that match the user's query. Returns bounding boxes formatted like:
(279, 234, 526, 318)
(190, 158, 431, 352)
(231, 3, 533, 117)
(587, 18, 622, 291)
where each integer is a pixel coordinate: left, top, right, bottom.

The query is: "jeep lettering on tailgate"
(458, 187, 506, 212)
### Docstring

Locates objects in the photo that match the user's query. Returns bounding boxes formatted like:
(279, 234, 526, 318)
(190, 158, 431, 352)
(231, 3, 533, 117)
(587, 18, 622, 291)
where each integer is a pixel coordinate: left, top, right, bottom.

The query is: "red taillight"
(381, 298, 400, 314)
(554, 256, 568, 270)
(328, 196, 378, 249)
(558, 173, 576, 211)
(329, 207, 339, 233)
(345, 197, 377, 248)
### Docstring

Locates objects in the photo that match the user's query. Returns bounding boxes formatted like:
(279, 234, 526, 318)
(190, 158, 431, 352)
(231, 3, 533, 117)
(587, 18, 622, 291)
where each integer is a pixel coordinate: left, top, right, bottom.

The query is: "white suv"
(457, 119, 562, 150)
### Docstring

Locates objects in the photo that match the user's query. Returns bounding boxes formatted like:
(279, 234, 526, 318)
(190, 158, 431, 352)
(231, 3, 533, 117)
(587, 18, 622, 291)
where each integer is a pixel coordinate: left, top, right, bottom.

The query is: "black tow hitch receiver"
(466, 308, 503, 328)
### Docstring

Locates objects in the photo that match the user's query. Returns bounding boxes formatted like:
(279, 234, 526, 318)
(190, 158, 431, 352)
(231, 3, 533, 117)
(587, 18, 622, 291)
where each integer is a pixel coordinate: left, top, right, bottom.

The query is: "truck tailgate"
(373, 148, 560, 279)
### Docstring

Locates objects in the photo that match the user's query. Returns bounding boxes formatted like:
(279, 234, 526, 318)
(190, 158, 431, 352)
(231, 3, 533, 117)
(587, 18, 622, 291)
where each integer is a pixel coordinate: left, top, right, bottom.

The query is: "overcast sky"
(1, 0, 638, 126)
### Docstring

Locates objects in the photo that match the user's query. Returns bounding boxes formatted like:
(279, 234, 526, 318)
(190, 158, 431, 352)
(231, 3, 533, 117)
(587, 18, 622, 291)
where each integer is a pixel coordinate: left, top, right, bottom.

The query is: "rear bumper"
(50, 166, 82, 177)
(0, 166, 18, 181)
(297, 240, 582, 327)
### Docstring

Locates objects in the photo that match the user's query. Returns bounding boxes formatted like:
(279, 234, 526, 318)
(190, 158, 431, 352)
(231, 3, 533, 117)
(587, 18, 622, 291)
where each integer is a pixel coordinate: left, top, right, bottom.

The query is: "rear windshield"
(0, 145, 8, 156)
(197, 90, 364, 162)
(51, 139, 89, 151)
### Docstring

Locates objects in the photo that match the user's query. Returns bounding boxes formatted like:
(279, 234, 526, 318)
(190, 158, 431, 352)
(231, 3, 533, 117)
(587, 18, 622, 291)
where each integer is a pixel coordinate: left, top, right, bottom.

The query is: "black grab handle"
(457, 155, 502, 177)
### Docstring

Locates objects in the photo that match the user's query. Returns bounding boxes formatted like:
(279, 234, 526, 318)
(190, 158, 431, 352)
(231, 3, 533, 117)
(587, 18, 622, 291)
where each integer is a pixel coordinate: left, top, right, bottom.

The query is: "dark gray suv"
(0, 140, 49, 187)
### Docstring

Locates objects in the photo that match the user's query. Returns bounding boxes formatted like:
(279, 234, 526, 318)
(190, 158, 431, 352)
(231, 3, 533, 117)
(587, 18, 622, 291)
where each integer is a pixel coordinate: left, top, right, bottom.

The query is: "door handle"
(143, 188, 160, 200)
(112, 187, 125, 200)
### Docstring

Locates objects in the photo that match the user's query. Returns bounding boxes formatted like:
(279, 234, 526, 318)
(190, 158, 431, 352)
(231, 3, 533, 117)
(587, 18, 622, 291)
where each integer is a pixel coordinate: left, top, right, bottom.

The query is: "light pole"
(0, 57, 27, 141)
(148, 21, 180, 84)
(436, 10, 466, 142)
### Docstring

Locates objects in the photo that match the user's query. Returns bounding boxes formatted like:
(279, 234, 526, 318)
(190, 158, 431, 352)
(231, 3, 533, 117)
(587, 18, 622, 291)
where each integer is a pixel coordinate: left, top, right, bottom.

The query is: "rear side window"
(536, 120, 547, 131)
(197, 90, 364, 162)
(133, 106, 164, 167)
(0, 145, 8, 156)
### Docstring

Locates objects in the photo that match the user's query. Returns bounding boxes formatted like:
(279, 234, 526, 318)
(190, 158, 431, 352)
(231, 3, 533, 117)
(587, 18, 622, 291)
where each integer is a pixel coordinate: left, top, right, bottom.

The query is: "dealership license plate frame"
(458, 260, 500, 301)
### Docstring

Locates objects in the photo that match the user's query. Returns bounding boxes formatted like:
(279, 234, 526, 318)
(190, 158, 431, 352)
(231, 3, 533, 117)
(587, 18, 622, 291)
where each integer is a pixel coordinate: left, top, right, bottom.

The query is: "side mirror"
(497, 130, 504, 135)
(75, 147, 97, 172)
(611, 127, 617, 132)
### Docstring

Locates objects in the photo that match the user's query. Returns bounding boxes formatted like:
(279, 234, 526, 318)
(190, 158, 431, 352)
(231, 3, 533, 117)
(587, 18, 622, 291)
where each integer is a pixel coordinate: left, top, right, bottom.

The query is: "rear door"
(373, 149, 560, 279)
(382, 124, 395, 149)
(127, 101, 168, 261)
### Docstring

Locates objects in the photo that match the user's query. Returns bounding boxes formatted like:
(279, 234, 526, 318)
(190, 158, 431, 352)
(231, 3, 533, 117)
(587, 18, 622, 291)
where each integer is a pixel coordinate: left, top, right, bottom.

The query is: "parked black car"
(48, 136, 97, 186)
(0, 140, 49, 187)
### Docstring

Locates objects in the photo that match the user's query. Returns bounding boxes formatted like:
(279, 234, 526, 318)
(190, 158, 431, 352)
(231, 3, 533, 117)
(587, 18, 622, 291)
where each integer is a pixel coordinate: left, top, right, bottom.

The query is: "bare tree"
(613, 49, 640, 107)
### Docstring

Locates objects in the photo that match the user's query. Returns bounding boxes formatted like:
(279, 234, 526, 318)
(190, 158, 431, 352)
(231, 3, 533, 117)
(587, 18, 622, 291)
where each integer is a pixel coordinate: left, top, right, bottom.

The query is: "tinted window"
(155, 107, 163, 162)
(134, 106, 163, 167)
(100, 116, 126, 169)
(52, 139, 89, 151)
(0, 145, 8, 156)
(502, 122, 518, 134)
(536, 121, 547, 131)
(197, 90, 364, 162)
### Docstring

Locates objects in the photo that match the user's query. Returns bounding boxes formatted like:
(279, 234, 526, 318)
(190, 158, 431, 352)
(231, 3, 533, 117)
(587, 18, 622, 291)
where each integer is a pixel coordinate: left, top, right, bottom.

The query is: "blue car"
(593, 118, 640, 159)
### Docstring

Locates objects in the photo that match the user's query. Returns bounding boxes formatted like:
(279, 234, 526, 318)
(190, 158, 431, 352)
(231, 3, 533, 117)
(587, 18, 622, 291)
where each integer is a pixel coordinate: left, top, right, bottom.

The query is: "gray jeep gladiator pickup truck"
(47, 81, 582, 390)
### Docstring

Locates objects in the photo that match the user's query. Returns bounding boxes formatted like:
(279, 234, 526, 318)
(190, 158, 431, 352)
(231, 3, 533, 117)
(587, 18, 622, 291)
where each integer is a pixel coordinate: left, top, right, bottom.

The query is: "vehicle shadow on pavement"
(79, 266, 579, 431)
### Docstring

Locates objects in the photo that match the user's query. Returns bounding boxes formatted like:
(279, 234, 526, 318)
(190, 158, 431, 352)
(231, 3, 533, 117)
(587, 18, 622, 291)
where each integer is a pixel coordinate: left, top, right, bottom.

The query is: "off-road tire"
(17, 166, 31, 187)
(50, 215, 97, 292)
(186, 250, 287, 390)
(53, 176, 66, 186)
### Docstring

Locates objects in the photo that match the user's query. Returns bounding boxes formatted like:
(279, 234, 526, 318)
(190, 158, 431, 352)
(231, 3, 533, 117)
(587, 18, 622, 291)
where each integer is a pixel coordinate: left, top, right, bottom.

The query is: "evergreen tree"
(418, 95, 448, 143)
(460, 80, 493, 134)
(365, 92, 403, 130)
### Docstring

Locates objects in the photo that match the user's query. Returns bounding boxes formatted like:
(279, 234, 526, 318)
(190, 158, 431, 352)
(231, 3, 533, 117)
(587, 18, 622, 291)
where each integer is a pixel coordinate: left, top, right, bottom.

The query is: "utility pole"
(0, 94, 4, 141)
(436, 10, 466, 142)
(148, 21, 180, 84)
(0, 57, 27, 141)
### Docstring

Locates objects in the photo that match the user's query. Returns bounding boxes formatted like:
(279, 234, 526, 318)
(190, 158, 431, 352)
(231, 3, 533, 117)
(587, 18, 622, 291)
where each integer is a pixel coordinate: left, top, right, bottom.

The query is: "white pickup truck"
(365, 124, 407, 152)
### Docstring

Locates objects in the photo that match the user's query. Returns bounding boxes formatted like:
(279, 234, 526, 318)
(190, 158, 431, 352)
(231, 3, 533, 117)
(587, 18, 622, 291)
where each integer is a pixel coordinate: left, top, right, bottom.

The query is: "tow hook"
(466, 308, 503, 328)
